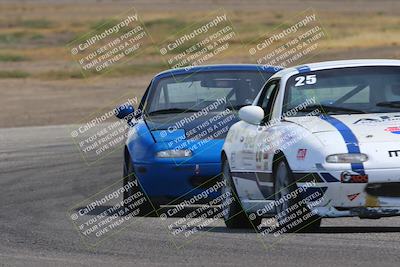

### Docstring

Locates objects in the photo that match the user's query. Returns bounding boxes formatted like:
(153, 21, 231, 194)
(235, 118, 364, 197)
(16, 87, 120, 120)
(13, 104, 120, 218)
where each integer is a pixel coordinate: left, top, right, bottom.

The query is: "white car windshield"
(283, 66, 400, 116)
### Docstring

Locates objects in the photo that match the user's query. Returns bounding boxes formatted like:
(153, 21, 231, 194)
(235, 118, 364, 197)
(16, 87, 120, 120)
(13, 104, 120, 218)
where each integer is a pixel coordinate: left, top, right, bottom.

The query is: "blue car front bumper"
(133, 161, 222, 205)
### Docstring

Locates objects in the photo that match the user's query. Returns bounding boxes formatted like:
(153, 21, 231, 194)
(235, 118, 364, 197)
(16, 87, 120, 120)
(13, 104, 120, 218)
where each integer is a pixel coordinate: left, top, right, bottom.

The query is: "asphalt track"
(1, 124, 400, 267)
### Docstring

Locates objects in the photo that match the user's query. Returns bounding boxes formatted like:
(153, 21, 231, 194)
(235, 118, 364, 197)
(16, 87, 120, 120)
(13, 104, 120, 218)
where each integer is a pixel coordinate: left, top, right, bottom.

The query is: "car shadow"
(74, 206, 400, 234)
(199, 225, 400, 234)
(73, 205, 215, 218)
(302, 226, 400, 234)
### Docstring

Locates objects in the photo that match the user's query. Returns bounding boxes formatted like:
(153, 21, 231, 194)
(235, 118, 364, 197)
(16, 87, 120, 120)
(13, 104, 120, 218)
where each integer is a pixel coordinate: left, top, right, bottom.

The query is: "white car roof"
(271, 59, 400, 79)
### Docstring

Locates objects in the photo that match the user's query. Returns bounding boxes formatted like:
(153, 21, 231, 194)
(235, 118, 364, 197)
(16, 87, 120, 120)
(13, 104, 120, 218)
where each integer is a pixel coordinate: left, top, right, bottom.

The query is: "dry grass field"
(0, 0, 399, 127)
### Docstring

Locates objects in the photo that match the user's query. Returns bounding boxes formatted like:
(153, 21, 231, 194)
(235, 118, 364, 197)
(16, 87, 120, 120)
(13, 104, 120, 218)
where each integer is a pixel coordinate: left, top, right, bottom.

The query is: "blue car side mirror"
(115, 103, 135, 120)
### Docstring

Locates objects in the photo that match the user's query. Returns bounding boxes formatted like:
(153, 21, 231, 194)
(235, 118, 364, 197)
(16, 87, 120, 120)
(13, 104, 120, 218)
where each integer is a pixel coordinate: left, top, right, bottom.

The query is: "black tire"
(274, 159, 321, 233)
(221, 158, 262, 229)
(123, 154, 159, 217)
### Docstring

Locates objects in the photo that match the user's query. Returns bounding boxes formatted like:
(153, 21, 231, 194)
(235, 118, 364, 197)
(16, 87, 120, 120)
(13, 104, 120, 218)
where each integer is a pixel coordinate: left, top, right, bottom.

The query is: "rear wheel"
(274, 159, 321, 232)
(123, 154, 159, 216)
(221, 158, 261, 229)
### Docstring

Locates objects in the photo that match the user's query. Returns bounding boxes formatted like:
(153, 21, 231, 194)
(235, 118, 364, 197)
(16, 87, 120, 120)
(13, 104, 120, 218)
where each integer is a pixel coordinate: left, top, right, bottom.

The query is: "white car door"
(234, 79, 281, 200)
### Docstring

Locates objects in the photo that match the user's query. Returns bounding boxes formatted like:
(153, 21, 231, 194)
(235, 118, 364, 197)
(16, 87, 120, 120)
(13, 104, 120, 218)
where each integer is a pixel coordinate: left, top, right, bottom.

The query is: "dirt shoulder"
(0, 76, 150, 128)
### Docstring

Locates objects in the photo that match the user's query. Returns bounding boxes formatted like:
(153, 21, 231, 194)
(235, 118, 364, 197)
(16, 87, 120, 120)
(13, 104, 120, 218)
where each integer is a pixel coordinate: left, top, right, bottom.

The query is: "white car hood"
(285, 113, 400, 143)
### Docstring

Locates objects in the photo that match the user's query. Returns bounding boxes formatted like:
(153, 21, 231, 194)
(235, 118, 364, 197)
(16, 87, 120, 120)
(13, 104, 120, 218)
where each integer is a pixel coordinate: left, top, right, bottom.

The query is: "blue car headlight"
(156, 149, 192, 158)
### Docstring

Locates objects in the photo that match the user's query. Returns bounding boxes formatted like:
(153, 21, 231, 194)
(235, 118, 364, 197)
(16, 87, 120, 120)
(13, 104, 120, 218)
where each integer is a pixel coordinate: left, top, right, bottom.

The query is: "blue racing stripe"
(319, 115, 365, 175)
(296, 65, 311, 73)
(320, 173, 339, 183)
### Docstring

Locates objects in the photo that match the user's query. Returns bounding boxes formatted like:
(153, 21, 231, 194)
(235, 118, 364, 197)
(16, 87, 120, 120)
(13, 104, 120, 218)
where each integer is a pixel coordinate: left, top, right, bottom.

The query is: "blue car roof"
(154, 64, 281, 80)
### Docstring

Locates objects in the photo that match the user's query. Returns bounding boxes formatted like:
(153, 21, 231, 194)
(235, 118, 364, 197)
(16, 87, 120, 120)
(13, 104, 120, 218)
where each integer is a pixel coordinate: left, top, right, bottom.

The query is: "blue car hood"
(145, 112, 239, 142)
(151, 129, 186, 142)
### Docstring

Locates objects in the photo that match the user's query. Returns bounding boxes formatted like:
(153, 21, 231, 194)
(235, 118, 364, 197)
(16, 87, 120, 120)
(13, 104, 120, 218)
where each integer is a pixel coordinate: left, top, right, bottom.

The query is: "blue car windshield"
(145, 71, 271, 115)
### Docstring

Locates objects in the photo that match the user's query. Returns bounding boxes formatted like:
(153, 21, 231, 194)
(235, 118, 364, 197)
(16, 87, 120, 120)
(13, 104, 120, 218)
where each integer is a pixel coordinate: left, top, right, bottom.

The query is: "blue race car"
(115, 64, 279, 215)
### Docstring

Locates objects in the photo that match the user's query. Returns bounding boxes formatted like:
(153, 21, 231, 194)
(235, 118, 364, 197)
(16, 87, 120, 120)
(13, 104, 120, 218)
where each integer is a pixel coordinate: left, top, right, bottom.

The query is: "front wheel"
(123, 155, 159, 216)
(274, 159, 321, 232)
(221, 158, 261, 229)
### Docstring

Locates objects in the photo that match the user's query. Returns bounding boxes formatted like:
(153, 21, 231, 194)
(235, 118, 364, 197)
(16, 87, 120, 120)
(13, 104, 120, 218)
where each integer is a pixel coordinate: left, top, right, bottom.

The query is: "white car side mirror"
(238, 105, 264, 125)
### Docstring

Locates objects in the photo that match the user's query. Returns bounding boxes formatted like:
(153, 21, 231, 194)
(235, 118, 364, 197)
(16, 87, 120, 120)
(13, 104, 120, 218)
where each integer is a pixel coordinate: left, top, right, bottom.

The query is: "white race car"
(221, 59, 400, 231)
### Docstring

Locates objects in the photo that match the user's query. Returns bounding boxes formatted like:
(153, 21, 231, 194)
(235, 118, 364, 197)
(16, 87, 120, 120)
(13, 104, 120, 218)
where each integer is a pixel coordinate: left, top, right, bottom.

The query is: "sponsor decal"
(296, 149, 307, 160)
(353, 115, 400, 125)
(389, 150, 400, 157)
(262, 152, 269, 170)
(347, 193, 360, 201)
(256, 151, 269, 170)
(256, 151, 262, 162)
(385, 126, 400, 135)
(230, 152, 236, 169)
(365, 194, 380, 207)
(341, 171, 368, 183)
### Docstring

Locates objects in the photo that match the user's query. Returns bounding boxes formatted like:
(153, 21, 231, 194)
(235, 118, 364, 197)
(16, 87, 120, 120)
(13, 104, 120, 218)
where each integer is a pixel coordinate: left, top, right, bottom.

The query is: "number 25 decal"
(295, 75, 317, 86)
